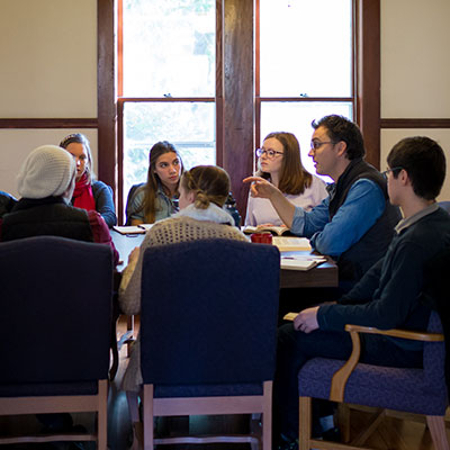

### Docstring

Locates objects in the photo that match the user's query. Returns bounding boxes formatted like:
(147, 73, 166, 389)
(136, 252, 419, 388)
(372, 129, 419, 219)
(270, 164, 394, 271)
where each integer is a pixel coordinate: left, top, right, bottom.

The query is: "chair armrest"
(329, 325, 444, 402)
(344, 324, 444, 342)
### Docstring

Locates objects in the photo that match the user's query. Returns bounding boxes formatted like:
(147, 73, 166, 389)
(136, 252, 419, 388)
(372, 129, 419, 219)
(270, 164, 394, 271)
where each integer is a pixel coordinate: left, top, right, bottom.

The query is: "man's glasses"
(256, 148, 284, 159)
(382, 166, 404, 179)
(310, 140, 334, 151)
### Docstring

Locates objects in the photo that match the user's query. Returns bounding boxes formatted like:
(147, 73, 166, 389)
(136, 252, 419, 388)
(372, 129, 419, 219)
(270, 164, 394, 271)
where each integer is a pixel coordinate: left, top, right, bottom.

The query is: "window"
(118, 0, 217, 209)
(116, 0, 357, 220)
(257, 0, 354, 179)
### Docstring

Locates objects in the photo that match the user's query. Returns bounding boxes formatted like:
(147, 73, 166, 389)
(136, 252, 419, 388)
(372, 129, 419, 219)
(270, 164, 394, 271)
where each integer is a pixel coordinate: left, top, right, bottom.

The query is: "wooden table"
(110, 230, 338, 376)
(111, 231, 338, 289)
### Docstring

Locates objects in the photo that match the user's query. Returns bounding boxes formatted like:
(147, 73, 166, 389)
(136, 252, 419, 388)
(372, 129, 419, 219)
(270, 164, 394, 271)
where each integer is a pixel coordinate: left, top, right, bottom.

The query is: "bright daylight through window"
(121, 0, 216, 206)
(259, 0, 353, 180)
(120, 0, 354, 201)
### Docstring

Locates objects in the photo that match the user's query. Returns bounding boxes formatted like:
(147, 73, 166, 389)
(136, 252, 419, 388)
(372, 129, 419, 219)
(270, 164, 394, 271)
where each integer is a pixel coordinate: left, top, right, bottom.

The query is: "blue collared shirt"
(290, 179, 386, 257)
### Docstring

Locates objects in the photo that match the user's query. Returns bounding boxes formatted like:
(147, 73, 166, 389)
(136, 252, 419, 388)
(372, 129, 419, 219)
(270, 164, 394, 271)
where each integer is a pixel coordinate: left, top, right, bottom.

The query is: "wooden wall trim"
(381, 119, 450, 129)
(223, 0, 253, 219)
(357, 0, 381, 169)
(0, 119, 98, 129)
(97, 0, 117, 195)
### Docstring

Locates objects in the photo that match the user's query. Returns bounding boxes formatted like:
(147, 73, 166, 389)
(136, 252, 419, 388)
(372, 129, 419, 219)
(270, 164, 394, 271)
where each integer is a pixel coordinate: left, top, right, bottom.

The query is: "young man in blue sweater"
(274, 136, 450, 449)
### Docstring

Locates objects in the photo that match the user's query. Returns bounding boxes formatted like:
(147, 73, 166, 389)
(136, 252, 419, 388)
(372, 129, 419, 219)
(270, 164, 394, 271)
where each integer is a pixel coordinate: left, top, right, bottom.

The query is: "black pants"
(273, 323, 423, 442)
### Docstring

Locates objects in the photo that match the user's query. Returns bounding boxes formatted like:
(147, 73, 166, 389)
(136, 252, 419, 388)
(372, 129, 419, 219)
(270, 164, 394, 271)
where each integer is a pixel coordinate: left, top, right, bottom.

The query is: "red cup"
(250, 232, 273, 244)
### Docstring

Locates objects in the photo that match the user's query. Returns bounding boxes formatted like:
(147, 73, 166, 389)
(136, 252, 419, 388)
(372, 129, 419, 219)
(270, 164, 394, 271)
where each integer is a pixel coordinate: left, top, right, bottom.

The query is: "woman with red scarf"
(59, 133, 117, 227)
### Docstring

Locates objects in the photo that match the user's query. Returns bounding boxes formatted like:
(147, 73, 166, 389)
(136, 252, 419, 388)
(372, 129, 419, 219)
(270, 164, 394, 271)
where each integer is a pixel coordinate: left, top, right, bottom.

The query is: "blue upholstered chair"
(136, 239, 280, 450)
(438, 201, 450, 214)
(297, 310, 449, 450)
(125, 182, 145, 225)
(0, 236, 114, 449)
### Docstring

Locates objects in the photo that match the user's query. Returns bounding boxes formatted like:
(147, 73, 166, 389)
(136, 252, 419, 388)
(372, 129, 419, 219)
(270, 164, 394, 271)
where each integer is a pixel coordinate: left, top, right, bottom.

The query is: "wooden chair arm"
(344, 324, 444, 342)
(329, 324, 444, 403)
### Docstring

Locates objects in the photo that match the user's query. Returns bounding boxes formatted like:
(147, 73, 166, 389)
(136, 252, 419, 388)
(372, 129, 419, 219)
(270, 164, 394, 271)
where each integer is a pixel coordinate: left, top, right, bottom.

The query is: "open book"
(242, 225, 291, 236)
(272, 236, 312, 252)
(113, 224, 154, 235)
(280, 254, 327, 271)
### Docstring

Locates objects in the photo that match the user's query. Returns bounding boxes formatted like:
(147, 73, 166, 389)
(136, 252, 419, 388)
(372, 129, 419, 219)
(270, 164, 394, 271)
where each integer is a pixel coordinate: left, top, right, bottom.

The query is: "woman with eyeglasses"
(244, 132, 327, 227)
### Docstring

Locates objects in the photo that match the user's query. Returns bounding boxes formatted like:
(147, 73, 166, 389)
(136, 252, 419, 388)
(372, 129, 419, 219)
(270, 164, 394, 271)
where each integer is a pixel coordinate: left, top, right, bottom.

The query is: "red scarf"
(72, 174, 96, 211)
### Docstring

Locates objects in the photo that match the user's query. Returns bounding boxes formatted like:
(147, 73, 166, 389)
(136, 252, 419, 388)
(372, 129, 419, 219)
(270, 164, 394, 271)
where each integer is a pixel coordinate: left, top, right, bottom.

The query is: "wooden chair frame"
(127, 381, 273, 450)
(298, 325, 449, 450)
(0, 379, 108, 449)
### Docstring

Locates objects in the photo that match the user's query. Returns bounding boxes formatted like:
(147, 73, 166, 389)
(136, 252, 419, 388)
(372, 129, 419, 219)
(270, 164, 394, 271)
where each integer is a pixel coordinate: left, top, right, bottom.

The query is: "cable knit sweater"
(118, 203, 248, 391)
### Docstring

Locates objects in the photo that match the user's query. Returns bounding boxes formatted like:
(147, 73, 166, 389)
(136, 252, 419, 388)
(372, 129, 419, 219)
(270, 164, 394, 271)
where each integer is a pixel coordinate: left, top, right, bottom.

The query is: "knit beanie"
(17, 145, 76, 199)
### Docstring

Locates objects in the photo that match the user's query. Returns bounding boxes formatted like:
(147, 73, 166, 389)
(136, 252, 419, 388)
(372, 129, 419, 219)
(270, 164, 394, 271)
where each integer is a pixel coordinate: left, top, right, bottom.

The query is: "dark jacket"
(2, 197, 94, 242)
(0, 191, 17, 218)
(329, 158, 401, 281)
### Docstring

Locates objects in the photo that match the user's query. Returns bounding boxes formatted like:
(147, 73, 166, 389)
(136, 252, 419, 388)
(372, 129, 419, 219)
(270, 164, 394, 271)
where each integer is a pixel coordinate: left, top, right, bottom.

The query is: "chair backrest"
(0, 236, 113, 385)
(125, 182, 145, 225)
(140, 239, 280, 386)
(438, 201, 450, 213)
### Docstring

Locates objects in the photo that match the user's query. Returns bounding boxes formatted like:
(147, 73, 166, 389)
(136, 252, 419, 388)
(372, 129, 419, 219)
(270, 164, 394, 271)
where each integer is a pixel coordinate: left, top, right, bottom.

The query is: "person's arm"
(317, 240, 424, 331)
(310, 179, 385, 256)
(290, 197, 330, 236)
(243, 176, 296, 227)
(92, 181, 117, 228)
(337, 257, 384, 305)
(87, 210, 119, 266)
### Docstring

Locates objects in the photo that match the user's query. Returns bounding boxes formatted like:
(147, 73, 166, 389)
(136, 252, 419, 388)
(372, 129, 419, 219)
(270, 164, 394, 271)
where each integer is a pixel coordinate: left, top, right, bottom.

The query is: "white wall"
(2, 1, 450, 200)
(1, 129, 98, 198)
(0, 0, 97, 197)
(380, 0, 450, 200)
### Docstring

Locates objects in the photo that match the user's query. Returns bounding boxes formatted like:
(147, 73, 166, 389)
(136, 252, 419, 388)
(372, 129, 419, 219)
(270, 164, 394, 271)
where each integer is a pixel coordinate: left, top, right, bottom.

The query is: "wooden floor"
(1, 315, 449, 450)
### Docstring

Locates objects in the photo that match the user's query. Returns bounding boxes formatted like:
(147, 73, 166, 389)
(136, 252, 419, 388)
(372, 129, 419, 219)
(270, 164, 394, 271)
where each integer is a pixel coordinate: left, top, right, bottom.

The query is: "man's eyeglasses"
(382, 166, 404, 179)
(256, 148, 284, 159)
(310, 140, 334, 151)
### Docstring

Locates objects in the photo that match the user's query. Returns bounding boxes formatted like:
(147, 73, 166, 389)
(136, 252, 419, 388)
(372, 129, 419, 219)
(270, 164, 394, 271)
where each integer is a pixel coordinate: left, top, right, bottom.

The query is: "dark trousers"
(273, 323, 423, 442)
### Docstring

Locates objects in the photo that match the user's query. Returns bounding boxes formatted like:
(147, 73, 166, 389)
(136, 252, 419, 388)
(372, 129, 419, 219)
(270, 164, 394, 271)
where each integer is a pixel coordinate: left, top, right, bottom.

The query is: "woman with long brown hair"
(127, 141, 184, 225)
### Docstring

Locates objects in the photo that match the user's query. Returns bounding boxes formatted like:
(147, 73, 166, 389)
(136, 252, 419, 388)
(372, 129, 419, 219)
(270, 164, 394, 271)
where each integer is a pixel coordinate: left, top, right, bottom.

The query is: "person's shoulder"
(350, 178, 385, 199)
(92, 180, 112, 193)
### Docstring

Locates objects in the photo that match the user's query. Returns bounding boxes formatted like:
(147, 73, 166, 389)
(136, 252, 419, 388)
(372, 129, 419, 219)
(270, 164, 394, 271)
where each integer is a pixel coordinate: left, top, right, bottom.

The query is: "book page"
(242, 225, 288, 236)
(139, 223, 154, 231)
(113, 225, 145, 235)
(280, 255, 326, 271)
(283, 312, 298, 322)
(273, 236, 312, 251)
